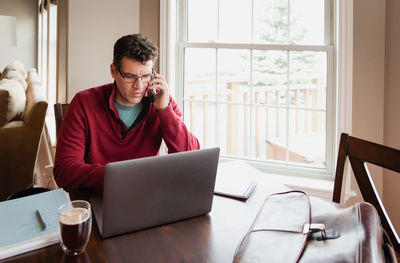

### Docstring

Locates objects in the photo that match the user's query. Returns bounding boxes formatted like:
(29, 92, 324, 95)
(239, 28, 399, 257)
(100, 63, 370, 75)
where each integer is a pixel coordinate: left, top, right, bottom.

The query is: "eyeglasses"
(115, 64, 155, 84)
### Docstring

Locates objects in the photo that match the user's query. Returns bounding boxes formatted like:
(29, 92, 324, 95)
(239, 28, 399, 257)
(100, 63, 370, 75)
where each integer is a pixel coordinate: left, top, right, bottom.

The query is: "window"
(174, 0, 335, 178)
(38, 0, 58, 145)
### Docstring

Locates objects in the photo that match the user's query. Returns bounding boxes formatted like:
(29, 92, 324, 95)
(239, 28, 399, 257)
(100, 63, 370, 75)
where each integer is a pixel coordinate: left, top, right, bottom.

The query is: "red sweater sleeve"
(54, 95, 105, 193)
(157, 97, 200, 153)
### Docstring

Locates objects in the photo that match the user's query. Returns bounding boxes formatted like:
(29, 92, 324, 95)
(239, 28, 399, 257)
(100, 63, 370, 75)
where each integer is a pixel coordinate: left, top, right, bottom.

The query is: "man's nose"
(132, 78, 145, 88)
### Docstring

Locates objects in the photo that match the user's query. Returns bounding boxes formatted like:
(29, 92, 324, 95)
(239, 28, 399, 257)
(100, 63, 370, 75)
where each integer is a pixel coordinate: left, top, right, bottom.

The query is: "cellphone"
(148, 69, 157, 102)
(149, 88, 155, 103)
(144, 87, 155, 102)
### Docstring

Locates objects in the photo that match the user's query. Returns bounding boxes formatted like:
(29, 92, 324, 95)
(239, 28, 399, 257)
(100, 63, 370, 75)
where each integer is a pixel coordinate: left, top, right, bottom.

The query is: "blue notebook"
(0, 188, 70, 260)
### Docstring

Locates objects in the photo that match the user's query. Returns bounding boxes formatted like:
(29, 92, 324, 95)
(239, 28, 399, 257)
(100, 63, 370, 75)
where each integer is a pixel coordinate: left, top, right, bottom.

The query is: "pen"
(35, 209, 47, 231)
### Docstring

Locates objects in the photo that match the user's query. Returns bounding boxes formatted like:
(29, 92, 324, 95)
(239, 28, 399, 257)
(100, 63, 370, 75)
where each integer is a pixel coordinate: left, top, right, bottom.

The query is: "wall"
(139, 0, 160, 71)
(352, 0, 400, 233)
(0, 0, 37, 70)
(65, 0, 140, 100)
(384, 0, 400, 232)
(56, 0, 160, 101)
(56, 0, 68, 103)
(352, 0, 385, 197)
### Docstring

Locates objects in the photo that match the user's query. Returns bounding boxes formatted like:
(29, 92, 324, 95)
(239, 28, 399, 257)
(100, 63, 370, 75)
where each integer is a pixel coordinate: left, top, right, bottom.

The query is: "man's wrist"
(155, 102, 171, 112)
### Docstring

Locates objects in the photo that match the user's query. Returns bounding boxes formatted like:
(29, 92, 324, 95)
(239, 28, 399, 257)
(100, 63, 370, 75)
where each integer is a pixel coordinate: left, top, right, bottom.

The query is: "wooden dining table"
(2, 176, 288, 263)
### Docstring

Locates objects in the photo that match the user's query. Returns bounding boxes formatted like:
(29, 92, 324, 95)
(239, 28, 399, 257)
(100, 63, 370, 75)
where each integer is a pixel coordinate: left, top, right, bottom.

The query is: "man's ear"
(110, 63, 117, 80)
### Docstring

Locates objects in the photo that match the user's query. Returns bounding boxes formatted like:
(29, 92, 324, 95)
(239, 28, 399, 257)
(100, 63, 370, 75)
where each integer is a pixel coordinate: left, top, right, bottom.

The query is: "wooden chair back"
(54, 103, 69, 138)
(333, 133, 400, 252)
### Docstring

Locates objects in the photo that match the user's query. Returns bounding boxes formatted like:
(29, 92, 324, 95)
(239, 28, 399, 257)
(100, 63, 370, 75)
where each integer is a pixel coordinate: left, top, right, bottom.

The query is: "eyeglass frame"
(114, 63, 155, 84)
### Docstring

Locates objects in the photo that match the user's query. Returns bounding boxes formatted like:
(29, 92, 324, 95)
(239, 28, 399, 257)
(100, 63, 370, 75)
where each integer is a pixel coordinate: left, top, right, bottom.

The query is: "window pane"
(254, 0, 325, 45)
(184, 48, 216, 101)
(41, 9, 48, 87)
(184, 101, 216, 148)
(187, 0, 217, 42)
(288, 109, 326, 167)
(257, 89, 287, 107)
(219, 0, 252, 43)
(218, 103, 251, 158)
(254, 0, 288, 44)
(253, 50, 287, 106)
(291, 0, 325, 45)
(289, 51, 327, 109)
(218, 49, 250, 103)
(47, 4, 58, 145)
(261, 108, 288, 162)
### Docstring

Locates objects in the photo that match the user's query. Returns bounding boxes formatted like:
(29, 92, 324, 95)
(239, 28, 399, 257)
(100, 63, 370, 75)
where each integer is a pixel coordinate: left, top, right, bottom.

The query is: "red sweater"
(54, 83, 200, 193)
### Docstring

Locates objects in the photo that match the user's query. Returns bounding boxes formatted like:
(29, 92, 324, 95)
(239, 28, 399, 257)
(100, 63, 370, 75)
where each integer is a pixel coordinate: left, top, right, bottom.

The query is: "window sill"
(218, 159, 359, 205)
(219, 158, 335, 200)
(260, 172, 334, 200)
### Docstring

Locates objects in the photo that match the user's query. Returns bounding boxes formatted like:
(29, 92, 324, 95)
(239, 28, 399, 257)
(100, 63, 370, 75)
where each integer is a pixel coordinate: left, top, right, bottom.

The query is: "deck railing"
(184, 75, 326, 166)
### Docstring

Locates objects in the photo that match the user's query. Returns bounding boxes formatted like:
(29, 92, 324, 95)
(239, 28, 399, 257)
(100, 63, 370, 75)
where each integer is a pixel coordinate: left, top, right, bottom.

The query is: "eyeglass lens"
(116, 64, 154, 83)
(121, 74, 153, 83)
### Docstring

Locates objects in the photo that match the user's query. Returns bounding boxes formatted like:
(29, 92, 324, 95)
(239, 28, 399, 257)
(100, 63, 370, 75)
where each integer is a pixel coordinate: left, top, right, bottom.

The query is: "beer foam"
(60, 207, 90, 225)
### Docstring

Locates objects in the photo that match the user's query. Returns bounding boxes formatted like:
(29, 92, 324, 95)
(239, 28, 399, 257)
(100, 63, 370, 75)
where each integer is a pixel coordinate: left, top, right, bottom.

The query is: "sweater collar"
(107, 81, 151, 119)
(108, 81, 119, 118)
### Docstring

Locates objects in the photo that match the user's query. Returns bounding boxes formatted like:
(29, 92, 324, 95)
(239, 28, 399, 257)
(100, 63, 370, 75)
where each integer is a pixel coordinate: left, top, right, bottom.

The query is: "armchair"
(0, 64, 48, 201)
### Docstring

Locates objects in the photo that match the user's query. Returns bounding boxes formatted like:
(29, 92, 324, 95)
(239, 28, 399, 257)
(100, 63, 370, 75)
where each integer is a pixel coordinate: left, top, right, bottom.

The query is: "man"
(54, 34, 200, 194)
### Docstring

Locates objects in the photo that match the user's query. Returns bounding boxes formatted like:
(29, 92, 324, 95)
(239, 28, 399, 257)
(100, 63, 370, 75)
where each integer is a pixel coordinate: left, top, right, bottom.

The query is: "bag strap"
(382, 228, 397, 263)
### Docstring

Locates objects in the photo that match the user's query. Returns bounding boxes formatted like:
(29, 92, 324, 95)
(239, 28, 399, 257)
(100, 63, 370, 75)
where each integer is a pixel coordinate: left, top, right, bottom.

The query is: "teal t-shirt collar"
(114, 100, 143, 129)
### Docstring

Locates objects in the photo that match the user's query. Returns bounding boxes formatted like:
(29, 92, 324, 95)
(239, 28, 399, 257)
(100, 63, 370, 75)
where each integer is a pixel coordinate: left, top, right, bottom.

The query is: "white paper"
(214, 161, 258, 199)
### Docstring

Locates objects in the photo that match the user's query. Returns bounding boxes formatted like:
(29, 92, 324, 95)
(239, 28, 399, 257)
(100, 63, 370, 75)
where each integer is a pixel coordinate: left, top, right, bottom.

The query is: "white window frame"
(38, 1, 58, 146)
(160, 0, 353, 182)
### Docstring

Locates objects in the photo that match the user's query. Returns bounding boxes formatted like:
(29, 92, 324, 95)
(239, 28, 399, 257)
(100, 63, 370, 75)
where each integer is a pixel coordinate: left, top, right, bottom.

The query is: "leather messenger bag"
(233, 191, 397, 263)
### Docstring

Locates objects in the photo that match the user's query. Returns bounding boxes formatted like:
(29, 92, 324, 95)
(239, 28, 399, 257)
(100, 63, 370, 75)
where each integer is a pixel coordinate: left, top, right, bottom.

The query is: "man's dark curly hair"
(113, 33, 158, 69)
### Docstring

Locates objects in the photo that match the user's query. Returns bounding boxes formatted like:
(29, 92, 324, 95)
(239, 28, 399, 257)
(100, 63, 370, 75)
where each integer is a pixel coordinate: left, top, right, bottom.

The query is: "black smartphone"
(148, 68, 157, 102)
(149, 87, 155, 103)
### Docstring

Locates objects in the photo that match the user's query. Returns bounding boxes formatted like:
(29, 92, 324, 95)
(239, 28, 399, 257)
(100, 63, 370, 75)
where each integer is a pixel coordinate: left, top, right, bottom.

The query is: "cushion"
(2, 70, 28, 92)
(0, 79, 26, 123)
(27, 68, 40, 86)
(1, 61, 27, 79)
(25, 81, 45, 116)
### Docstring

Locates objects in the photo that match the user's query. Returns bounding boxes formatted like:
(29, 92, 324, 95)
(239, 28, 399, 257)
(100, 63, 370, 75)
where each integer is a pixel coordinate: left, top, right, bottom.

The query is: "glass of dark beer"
(58, 200, 92, 256)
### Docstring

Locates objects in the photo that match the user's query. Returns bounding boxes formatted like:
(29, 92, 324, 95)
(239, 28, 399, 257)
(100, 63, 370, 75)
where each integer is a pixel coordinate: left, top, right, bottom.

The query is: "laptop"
(91, 147, 220, 238)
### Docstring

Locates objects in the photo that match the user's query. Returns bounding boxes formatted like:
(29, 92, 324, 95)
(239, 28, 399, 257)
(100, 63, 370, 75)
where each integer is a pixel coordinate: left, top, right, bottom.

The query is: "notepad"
(214, 161, 258, 200)
(0, 188, 70, 260)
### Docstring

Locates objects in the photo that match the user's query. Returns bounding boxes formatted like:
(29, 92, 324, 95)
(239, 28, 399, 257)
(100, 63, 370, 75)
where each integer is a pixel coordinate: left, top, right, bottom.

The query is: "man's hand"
(149, 73, 169, 110)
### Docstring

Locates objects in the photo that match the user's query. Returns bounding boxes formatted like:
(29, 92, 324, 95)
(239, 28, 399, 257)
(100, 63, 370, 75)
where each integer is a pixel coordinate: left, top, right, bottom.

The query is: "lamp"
(0, 15, 17, 47)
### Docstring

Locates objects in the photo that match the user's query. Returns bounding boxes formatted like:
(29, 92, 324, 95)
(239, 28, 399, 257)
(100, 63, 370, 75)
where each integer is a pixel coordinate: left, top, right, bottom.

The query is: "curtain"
(39, 0, 57, 13)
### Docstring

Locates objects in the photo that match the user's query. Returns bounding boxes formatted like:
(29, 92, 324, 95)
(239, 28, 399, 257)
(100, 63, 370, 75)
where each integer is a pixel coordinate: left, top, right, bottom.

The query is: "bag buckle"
(303, 223, 325, 234)
(303, 223, 340, 241)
